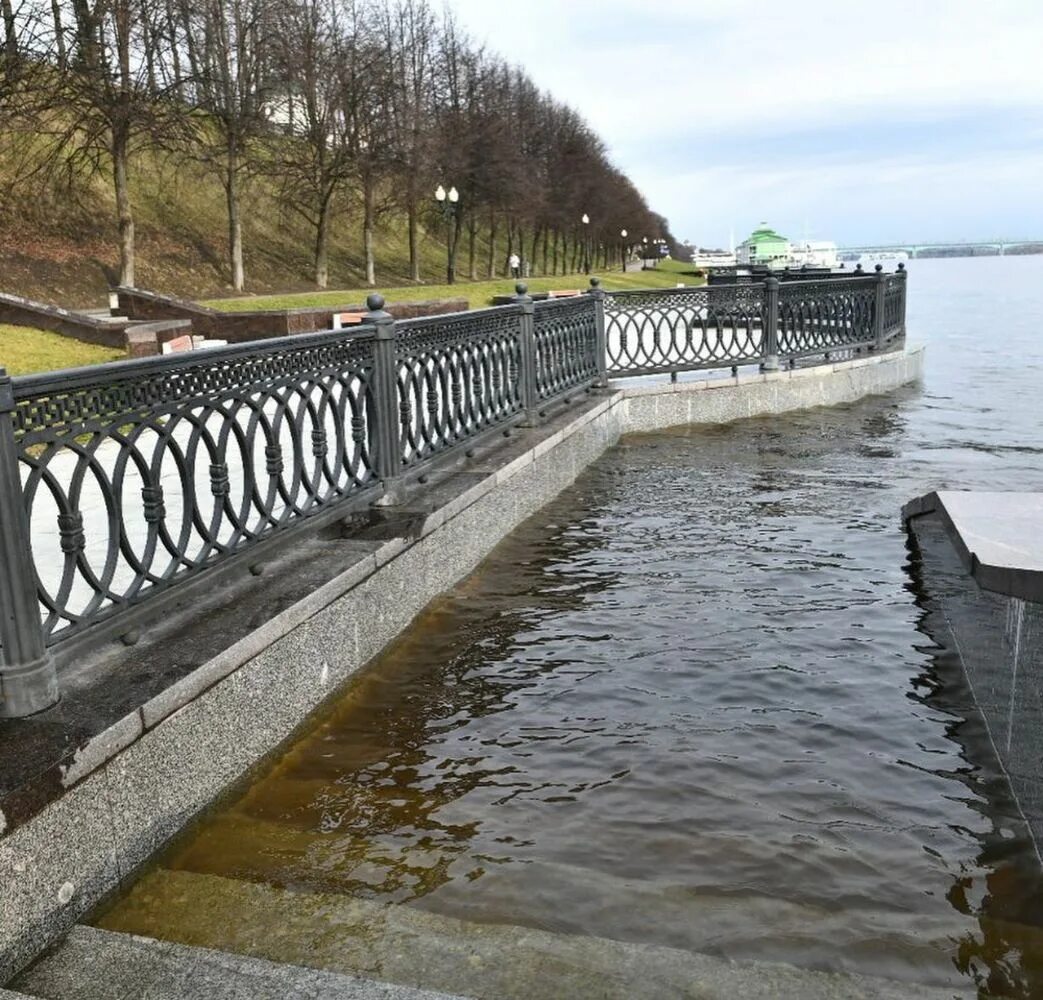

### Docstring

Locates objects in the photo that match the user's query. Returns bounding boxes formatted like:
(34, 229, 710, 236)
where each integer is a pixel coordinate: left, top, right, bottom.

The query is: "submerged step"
(89, 868, 971, 999)
(14, 925, 465, 1000)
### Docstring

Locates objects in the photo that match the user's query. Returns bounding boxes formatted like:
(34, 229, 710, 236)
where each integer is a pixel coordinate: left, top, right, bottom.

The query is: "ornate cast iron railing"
(395, 306, 524, 467)
(0, 270, 906, 716)
(6, 331, 378, 659)
(605, 285, 765, 377)
(533, 297, 600, 401)
(776, 277, 877, 359)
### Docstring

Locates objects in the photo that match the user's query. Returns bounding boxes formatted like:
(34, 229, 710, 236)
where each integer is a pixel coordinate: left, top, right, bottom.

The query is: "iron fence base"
(0, 653, 59, 718)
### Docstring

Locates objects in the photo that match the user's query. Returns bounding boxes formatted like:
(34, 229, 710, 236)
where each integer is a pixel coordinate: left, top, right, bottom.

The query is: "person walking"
(509, 252, 521, 278)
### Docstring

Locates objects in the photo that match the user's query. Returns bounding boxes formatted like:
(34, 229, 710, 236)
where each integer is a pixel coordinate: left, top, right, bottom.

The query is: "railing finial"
(590, 276, 601, 289)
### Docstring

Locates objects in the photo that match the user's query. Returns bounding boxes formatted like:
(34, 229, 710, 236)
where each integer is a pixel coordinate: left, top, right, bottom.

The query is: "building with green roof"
(737, 224, 790, 267)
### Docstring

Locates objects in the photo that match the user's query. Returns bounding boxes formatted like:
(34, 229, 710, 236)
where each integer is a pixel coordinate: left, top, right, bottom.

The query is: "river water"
(100, 256, 1043, 997)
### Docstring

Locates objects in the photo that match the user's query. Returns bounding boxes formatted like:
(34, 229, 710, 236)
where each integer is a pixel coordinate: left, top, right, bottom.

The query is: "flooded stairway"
(15, 894, 966, 1000)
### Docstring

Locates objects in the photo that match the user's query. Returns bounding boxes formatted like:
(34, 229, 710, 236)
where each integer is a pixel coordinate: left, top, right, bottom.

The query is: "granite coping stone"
(903, 490, 1043, 603)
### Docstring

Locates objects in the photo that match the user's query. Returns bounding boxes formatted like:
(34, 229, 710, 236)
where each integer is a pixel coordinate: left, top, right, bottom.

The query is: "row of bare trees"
(0, 0, 675, 291)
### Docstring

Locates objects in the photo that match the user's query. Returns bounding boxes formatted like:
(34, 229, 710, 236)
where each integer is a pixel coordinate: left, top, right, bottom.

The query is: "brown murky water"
(99, 258, 1043, 998)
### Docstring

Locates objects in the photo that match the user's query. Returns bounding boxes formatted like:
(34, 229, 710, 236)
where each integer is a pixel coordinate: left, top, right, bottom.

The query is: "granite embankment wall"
(0, 346, 924, 983)
(0, 294, 130, 349)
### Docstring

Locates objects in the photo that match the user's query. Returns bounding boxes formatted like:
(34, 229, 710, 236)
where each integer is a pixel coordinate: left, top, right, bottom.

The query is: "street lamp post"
(641, 236, 649, 270)
(620, 229, 628, 272)
(581, 213, 591, 274)
(435, 184, 460, 284)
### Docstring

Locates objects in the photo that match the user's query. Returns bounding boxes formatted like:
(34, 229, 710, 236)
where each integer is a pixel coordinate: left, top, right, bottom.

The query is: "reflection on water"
(100, 257, 1043, 997)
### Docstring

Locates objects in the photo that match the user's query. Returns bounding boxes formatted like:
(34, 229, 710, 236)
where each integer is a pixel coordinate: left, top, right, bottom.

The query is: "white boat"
(788, 240, 839, 269)
(692, 249, 737, 268)
(856, 250, 909, 268)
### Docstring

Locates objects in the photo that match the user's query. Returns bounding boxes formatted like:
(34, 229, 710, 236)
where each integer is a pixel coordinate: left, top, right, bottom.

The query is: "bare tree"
(179, 0, 278, 290)
(16, 0, 190, 285)
(270, 0, 355, 287)
(376, 0, 435, 283)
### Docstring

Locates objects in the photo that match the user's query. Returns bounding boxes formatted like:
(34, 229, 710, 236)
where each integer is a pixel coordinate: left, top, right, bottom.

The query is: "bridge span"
(838, 238, 1043, 258)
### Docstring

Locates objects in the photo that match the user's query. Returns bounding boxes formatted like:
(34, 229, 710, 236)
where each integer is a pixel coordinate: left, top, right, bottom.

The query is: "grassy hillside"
(0, 143, 502, 309)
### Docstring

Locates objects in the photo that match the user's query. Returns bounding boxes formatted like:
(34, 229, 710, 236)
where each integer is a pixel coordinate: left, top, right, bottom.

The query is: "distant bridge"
(838, 239, 1043, 258)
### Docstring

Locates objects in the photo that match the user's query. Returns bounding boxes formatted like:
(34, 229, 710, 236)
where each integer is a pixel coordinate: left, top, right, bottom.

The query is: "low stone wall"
(114, 287, 469, 344)
(0, 346, 923, 983)
(0, 293, 130, 349)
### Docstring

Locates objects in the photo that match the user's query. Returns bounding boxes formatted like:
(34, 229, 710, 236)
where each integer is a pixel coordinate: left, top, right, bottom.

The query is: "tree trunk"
(486, 213, 497, 278)
(2, 0, 17, 65)
(363, 172, 376, 286)
(407, 182, 419, 281)
(113, 130, 135, 287)
(226, 145, 245, 292)
(530, 227, 541, 276)
(143, 17, 156, 93)
(467, 213, 477, 280)
(315, 196, 332, 289)
(551, 229, 559, 275)
(541, 227, 549, 276)
(51, 0, 66, 69)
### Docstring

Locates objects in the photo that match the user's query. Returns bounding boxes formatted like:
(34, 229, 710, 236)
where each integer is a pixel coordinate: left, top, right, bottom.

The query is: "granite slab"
(903, 490, 1043, 602)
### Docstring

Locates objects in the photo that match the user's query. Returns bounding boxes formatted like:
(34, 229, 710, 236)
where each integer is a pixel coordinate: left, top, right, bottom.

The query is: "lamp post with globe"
(435, 184, 460, 284)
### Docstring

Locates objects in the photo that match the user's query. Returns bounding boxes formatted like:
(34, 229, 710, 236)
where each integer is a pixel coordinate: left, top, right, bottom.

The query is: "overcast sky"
(448, 0, 1043, 248)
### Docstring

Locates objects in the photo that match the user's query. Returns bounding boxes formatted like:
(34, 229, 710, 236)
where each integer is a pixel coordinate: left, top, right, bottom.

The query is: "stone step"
(79, 308, 129, 323)
(156, 809, 974, 986)
(83, 867, 972, 999)
(12, 925, 467, 1000)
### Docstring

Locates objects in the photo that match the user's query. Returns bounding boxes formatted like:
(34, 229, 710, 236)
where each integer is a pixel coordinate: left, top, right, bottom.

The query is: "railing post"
(762, 276, 780, 372)
(873, 263, 887, 351)
(366, 294, 405, 507)
(897, 261, 908, 340)
(0, 368, 58, 717)
(512, 282, 540, 426)
(588, 276, 608, 388)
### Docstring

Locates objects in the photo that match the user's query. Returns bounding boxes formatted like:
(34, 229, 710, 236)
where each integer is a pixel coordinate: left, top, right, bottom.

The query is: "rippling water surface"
(105, 257, 1043, 996)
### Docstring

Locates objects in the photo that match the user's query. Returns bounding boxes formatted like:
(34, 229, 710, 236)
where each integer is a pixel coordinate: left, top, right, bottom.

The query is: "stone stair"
(11, 926, 466, 1000)
(9, 867, 974, 999)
